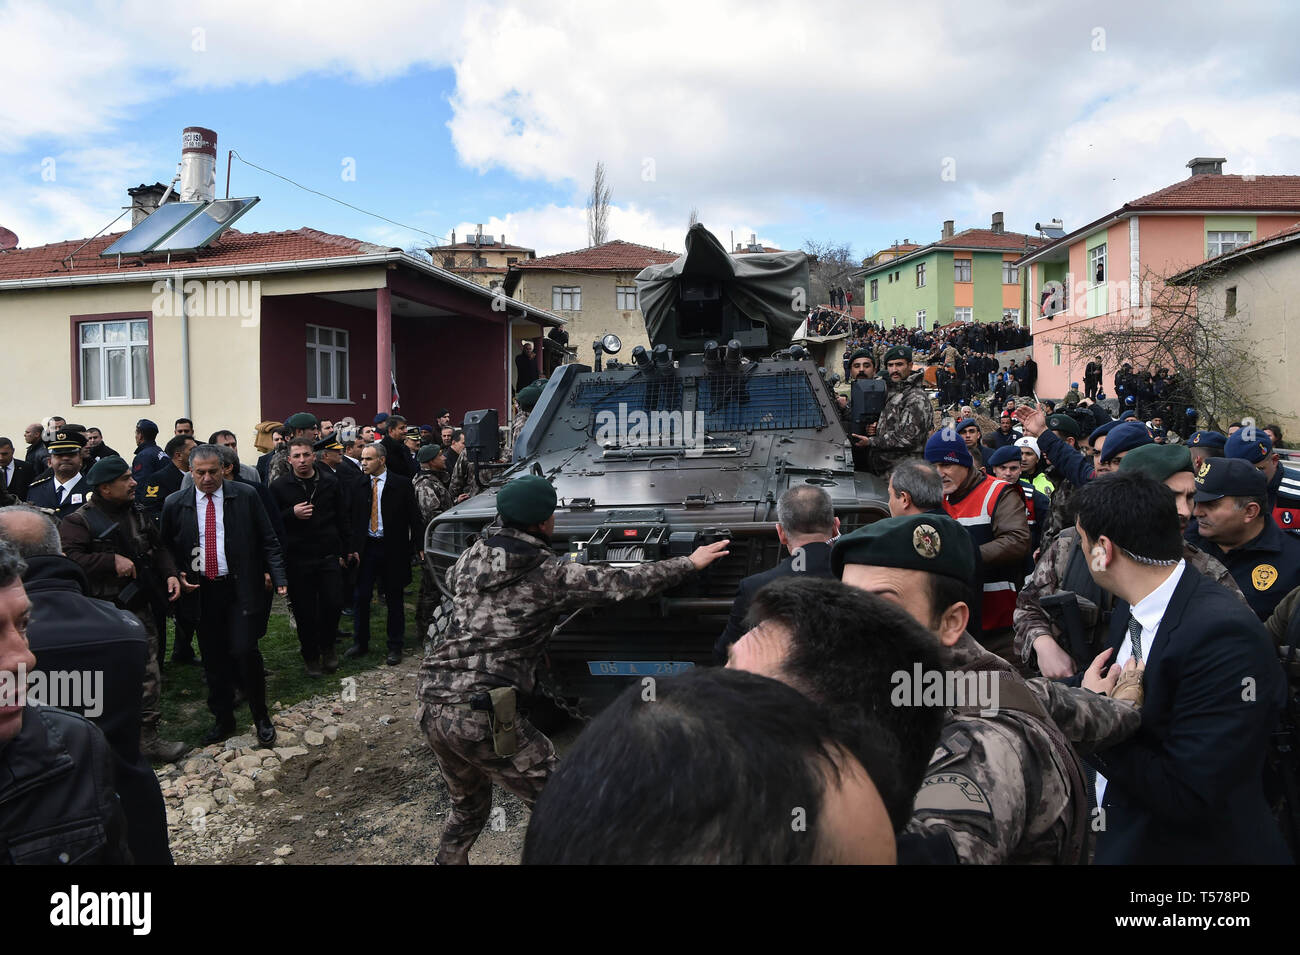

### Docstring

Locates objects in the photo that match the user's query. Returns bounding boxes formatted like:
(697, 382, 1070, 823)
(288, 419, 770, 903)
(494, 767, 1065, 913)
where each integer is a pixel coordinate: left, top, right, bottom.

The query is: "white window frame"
(306, 323, 351, 403)
(615, 286, 639, 310)
(870, 278, 878, 301)
(77, 318, 152, 405)
(1003, 308, 1020, 323)
(916, 309, 927, 329)
(953, 258, 972, 283)
(1206, 231, 1252, 257)
(1089, 243, 1107, 285)
(1002, 261, 1019, 284)
(552, 286, 582, 310)
(915, 262, 927, 287)
(954, 307, 973, 323)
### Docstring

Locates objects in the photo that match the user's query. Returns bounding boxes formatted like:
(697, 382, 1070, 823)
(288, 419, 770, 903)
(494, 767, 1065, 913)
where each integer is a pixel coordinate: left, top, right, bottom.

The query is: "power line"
(229, 150, 451, 246)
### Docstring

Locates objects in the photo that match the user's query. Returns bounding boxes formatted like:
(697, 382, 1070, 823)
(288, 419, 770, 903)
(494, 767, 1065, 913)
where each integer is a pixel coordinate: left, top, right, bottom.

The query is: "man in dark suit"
(348, 441, 422, 665)
(0, 438, 33, 501)
(26, 429, 90, 521)
(0, 505, 172, 863)
(136, 435, 195, 523)
(1071, 471, 1290, 864)
(160, 443, 287, 746)
(379, 414, 415, 479)
(515, 340, 539, 392)
(714, 485, 839, 663)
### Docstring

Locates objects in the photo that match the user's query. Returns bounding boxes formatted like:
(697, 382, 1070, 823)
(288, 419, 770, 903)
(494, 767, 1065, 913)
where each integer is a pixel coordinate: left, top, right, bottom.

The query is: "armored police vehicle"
(426, 224, 889, 712)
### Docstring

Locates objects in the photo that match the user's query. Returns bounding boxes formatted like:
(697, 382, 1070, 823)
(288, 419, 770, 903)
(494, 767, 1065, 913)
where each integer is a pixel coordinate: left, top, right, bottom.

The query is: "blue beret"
(1098, 421, 1153, 463)
(955, 418, 979, 433)
(1188, 430, 1226, 450)
(986, 445, 1020, 468)
(1089, 420, 1120, 444)
(1224, 429, 1273, 463)
(924, 431, 972, 469)
(135, 418, 159, 435)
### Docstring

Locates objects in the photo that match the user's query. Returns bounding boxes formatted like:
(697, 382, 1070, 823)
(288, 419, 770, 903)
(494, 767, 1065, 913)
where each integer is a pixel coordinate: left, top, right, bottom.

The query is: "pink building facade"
(1019, 159, 1300, 398)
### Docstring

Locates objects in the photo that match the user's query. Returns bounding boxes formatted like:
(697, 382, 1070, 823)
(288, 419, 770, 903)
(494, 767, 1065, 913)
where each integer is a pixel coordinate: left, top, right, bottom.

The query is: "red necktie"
(204, 494, 219, 579)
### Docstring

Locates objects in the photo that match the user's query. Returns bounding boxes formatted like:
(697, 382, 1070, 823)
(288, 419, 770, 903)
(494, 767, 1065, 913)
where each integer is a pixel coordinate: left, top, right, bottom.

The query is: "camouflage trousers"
(417, 702, 558, 864)
(134, 608, 162, 728)
(415, 566, 439, 644)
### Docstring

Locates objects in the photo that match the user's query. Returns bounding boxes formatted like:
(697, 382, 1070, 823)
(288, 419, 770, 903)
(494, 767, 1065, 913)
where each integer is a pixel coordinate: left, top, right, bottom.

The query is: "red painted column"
(376, 285, 392, 414)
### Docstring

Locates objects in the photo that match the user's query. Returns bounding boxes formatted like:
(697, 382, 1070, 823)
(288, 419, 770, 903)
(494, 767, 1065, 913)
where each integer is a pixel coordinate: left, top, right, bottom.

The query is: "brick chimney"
(1187, 156, 1226, 176)
(991, 212, 1004, 234)
(942, 220, 954, 239)
(127, 182, 177, 226)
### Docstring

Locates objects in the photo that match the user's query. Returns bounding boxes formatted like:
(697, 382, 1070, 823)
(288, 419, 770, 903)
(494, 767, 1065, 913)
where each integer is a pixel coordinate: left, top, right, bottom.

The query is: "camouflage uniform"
(266, 446, 292, 485)
(509, 409, 530, 456)
(905, 633, 1132, 864)
(447, 452, 479, 501)
(412, 470, 452, 641)
(1014, 530, 1246, 672)
(59, 498, 179, 732)
(416, 528, 695, 863)
(868, 369, 933, 476)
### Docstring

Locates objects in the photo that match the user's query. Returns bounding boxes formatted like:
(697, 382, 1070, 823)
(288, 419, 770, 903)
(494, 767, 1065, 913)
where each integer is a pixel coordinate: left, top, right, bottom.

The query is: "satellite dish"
(0, 226, 18, 251)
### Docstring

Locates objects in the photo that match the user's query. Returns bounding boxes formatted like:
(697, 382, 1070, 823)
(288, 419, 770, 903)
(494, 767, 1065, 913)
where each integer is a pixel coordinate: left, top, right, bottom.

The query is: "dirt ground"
(167, 652, 582, 866)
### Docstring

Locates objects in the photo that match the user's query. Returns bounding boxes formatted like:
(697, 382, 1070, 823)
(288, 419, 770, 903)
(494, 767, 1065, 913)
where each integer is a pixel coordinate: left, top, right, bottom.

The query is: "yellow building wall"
(513, 271, 651, 358)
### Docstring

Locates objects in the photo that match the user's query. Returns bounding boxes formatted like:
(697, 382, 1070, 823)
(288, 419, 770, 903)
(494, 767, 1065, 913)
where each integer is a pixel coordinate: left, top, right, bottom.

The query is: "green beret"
(85, 455, 130, 487)
(1046, 413, 1081, 439)
(417, 444, 445, 463)
(496, 475, 557, 525)
(849, 348, 875, 363)
(1117, 443, 1192, 482)
(516, 378, 548, 411)
(284, 412, 319, 430)
(831, 513, 974, 583)
(882, 345, 913, 364)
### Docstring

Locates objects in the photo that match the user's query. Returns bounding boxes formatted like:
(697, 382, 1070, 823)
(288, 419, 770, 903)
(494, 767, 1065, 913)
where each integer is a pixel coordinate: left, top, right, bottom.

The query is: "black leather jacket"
(0, 706, 132, 864)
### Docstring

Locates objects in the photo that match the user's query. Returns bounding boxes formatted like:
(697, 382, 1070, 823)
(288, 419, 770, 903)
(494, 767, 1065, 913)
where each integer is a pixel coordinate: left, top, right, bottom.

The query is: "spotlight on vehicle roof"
(652, 343, 673, 368)
(725, 339, 743, 371)
(632, 345, 652, 367)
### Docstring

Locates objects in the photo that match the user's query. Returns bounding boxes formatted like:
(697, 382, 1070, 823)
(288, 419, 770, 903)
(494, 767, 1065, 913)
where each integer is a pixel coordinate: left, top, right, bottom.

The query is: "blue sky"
(2, 0, 1298, 261)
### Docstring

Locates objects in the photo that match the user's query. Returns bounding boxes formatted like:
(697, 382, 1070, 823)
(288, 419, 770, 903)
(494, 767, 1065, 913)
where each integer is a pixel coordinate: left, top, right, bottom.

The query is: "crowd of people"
(0, 393, 557, 863)
(3, 341, 1300, 864)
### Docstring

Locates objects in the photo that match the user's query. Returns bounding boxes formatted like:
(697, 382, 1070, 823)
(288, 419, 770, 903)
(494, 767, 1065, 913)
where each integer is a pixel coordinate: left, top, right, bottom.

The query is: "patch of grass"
(158, 591, 419, 746)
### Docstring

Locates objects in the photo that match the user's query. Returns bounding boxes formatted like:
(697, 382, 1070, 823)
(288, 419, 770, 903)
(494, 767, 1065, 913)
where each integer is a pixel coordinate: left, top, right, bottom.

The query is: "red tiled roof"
(1127, 174, 1300, 210)
(0, 227, 396, 282)
(514, 239, 678, 271)
(1170, 218, 1300, 282)
(935, 228, 1050, 252)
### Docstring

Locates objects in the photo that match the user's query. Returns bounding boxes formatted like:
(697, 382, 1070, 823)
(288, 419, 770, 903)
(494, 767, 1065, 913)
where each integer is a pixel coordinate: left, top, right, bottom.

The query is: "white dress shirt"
(1097, 559, 1186, 804)
(195, 485, 229, 576)
(368, 470, 387, 538)
(54, 472, 84, 505)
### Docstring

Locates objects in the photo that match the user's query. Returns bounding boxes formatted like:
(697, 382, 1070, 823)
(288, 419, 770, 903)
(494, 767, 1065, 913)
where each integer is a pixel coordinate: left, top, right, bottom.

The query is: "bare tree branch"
(586, 161, 611, 247)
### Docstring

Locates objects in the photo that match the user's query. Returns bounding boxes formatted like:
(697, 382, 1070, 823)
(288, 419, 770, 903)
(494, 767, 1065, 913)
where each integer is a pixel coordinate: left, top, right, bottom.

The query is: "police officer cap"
(1014, 436, 1040, 457)
(849, 348, 875, 363)
(986, 445, 1020, 468)
(1117, 443, 1192, 482)
(955, 417, 978, 433)
(314, 436, 344, 453)
(1224, 429, 1273, 463)
(831, 513, 975, 583)
(416, 444, 445, 463)
(882, 345, 913, 364)
(46, 429, 87, 454)
(84, 455, 130, 487)
(284, 412, 319, 430)
(516, 378, 548, 411)
(1193, 457, 1267, 503)
(1189, 430, 1226, 449)
(135, 418, 159, 437)
(1088, 419, 1120, 444)
(496, 475, 557, 525)
(1098, 420, 1153, 463)
(1046, 413, 1081, 439)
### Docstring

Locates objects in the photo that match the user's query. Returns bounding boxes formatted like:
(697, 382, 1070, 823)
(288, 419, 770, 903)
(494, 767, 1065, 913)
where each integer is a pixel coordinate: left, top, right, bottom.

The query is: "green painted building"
(859, 215, 1050, 332)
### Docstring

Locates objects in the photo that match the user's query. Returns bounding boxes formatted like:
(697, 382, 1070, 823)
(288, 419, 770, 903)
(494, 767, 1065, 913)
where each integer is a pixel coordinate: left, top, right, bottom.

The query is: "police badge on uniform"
(1196, 460, 1212, 482)
(913, 524, 942, 559)
(1252, 564, 1278, 591)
